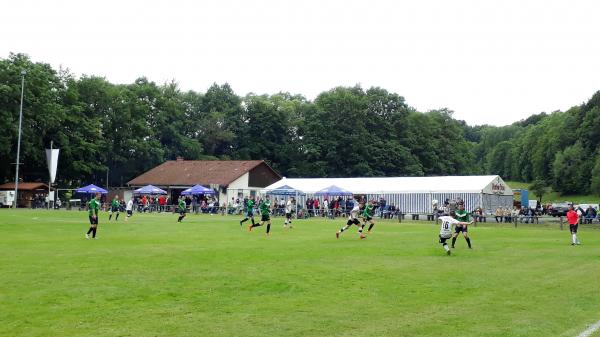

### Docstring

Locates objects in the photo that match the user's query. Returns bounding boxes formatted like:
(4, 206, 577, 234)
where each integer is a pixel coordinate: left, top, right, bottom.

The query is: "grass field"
(1, 210, 600, 337)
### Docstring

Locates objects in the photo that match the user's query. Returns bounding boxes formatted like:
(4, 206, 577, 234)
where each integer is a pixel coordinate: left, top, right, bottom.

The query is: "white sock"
(443, 244, 450, 252)
(572, 233, 577, 244)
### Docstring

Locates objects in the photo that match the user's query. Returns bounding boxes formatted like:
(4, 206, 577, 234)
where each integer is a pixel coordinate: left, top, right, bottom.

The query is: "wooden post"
(560, 216, 563, 230)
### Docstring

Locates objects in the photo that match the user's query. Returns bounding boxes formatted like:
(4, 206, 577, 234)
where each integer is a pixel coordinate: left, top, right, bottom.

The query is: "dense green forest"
(1, 53, 599, 195)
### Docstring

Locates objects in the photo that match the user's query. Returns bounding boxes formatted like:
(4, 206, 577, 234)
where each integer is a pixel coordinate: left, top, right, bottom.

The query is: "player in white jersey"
(125, 197, 134, 222)
(284, 198, 295, 229)
(336, 198, 365, 239)
(438, 211, 472, 255)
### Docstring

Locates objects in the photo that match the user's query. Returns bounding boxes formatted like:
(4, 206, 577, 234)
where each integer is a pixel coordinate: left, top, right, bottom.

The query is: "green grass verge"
(1, 210, 600, 337)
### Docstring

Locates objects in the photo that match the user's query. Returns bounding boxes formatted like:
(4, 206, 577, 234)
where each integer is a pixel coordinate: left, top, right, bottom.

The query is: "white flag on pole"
(45, 149, 59, 184)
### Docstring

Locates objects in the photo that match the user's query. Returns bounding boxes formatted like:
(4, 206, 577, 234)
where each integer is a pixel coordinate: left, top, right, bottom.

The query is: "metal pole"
(13, 70, 26, 209)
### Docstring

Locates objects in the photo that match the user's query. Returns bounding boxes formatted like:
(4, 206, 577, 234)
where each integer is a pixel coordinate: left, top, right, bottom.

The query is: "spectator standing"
(576, 206, 584, 224)
(585, 206, 596, 224)
(379, 197, 386, 218)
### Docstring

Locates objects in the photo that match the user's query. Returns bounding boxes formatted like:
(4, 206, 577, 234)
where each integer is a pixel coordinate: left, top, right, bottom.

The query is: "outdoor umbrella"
(314, 185, 353, 196)
(266, 185, 305, 196)
(134, 184, 167, 195)
(75, 184, 108, 194)
(181, 184, 215, 195)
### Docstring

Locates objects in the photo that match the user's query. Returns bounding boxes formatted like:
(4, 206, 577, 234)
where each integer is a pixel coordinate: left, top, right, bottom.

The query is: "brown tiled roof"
(128, 160, 280, 187)
(0, 182, 49, 191)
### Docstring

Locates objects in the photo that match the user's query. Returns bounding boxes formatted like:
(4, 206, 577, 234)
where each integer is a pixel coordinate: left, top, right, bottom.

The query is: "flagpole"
(13, 70, 26, 209)
(48, 141, 52, 210)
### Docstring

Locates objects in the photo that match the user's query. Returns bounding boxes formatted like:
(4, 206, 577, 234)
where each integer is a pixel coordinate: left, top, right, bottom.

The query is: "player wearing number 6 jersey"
(438, 211, 473, 255)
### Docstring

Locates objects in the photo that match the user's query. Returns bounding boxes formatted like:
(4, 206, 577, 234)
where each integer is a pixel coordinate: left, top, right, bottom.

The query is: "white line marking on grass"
(576, 319, 600, 337)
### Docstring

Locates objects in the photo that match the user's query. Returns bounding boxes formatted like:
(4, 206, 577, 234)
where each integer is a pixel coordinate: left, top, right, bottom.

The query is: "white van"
(0, 191, 15, 207)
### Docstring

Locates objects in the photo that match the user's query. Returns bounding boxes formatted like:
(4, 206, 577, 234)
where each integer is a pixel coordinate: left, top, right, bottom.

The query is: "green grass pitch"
(1, 210, 600, 337)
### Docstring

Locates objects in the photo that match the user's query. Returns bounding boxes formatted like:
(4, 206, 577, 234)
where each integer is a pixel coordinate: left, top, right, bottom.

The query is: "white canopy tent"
(263, 175, 513, 213)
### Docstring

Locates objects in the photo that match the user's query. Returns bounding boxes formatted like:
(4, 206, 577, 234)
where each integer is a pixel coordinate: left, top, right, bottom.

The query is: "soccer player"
(85, 193, 101, 239)
(566, 206, 581, 245)
(249, 196, 272, 235)
(177, 197, 187, 222)
(451, 203, 472, 249)
(125, 196, 134, 222)
(240, 195, 256, 227)
(439, 211, 473, 255)
(360, 200, 376, 234)
(284, 197, 295, 229)
(336, 197, 365, 239)
(108, 195, 120, 221)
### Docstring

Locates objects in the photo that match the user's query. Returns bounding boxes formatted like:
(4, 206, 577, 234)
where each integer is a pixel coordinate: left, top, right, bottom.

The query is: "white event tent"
(263, 175, 513, 213)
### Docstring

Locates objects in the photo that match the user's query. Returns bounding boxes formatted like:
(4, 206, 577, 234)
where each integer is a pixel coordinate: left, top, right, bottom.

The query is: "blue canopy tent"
(181, 184, 215, 196)
(264, 185, 304, 217)
(314, 185, 352, 196)
(134, 184, 167, 195)
(75, 184, 108, 194)
(266, 185, 305, 196)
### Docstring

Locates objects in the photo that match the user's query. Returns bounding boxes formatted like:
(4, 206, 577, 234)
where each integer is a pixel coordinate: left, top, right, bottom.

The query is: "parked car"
(575, 203, 599, 211)
(549, 202, 571, 217)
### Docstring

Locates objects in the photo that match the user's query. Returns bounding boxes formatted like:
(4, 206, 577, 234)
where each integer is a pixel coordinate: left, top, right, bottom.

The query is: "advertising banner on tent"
(45, 148, 59, 184)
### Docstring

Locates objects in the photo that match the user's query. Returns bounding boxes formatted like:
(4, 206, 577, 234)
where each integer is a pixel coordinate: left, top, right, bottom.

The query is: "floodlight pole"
(13, 70, 26, 209)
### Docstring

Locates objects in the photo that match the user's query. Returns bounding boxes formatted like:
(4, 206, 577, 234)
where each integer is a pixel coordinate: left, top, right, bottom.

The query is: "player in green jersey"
(249, 196, 272, 235)
(177, 197, 187, 222)
(85, 193, 101, 239)
(240, 195, 256, 228)
(360, 200, 376, 235)
(451, 202, 472, 249)
(108, 195, 120, 221)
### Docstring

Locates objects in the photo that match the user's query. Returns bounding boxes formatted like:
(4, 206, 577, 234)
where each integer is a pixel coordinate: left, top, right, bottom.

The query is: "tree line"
(1, 53, 599, 196)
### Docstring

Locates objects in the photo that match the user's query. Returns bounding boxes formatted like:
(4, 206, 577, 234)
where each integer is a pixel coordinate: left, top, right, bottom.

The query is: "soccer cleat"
(240, 221, 243, 227)
(367, 230, 372, 234)
(451, 245, 455, 249)
(85, 234, 90, 239)
(336, 232, 340, 239)
(248, 224, 253, 232)
(447, 250, 452, 256)
(576, 241, 581, 245)
(360, 234, 366, 239)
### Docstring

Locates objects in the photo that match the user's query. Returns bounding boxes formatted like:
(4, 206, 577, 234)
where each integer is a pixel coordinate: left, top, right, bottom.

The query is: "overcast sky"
(1, 0, 599, 126)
